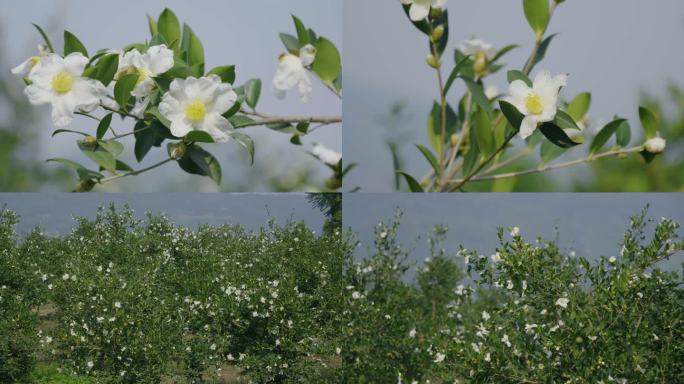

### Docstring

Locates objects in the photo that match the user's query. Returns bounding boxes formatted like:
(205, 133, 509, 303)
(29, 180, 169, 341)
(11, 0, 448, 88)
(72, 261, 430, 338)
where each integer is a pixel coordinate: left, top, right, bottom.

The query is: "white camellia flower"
(273, 44, 316, 102)
(159, 75, 238, 143)
(11, 45, 50, 77)
(312, 144, 342, 166)
(555, 297, 569, 309)
(644, 137, 666, 154)
(504, 70, 568, 139)
(399, 0, 448, 22)
(24, 53, 107, 127)
(459, 37, 496, 75)
(116, 45, 174, 117)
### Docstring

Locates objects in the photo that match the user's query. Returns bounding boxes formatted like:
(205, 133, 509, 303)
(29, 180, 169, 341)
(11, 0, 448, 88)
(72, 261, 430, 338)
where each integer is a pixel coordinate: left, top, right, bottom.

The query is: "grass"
(28, 363, 97, 384)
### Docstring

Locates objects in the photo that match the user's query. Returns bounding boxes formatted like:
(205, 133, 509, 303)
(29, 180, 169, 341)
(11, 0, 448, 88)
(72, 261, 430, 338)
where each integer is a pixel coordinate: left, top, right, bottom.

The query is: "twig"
(98, 158, 175, 185)
(240, 116, 342, 128)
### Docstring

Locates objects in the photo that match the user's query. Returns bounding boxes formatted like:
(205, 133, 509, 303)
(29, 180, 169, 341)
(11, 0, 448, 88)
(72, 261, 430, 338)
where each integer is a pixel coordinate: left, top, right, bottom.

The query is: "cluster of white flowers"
(272, 44, 316, 102)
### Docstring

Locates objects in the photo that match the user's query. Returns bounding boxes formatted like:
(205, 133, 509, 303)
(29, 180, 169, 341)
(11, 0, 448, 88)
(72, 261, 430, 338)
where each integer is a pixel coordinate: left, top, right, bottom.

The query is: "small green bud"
(325, 176, 342, 190)
(74, 179, 96, 193)
(431, 25, 445, 42)
(473, 51, 488, 76)
(450, 133, 459, 147)
(169, 142, 187, 160)
(426, 54, 440, 69)
(429, 7, 443, 19)
(82, 135, 98, 147)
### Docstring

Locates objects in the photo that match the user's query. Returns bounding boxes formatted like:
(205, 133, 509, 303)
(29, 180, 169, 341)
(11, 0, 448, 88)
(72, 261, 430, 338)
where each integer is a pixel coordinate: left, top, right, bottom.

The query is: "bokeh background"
(344, 193, 684, 276)
(344, 0, 684, 191)
(0, 0, 341, 192)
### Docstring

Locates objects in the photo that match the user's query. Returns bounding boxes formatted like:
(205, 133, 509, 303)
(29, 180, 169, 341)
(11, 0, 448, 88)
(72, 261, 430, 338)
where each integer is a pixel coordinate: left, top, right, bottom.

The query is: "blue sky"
(344, 0, 684, 190)
(344, 193, 684, 272)
(0, 0, 341, 191)
(0, 193, 325, 235)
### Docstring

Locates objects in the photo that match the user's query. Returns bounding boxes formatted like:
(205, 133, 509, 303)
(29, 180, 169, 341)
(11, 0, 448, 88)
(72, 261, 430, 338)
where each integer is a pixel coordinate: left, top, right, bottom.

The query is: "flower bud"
(644, 137, 666, 154)
(431, 25, 445, 42)
(74, 179, 96, 193)
(450, 133, 459, 147)
(429, 7, 443, 19)
(325, 176, 342, 190)
(169, 142, 187, 160)
(82, 135, 98, 148)
(473, 51, 488, 76)
(426, 54, 440, 69)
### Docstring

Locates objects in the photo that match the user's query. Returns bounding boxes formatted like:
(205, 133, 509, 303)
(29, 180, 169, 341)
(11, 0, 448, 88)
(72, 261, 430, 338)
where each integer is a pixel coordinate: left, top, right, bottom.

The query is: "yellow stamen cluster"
(185, 101, 207, 122)
(525, 93, 544, 115)
(51, 71, 74, 94)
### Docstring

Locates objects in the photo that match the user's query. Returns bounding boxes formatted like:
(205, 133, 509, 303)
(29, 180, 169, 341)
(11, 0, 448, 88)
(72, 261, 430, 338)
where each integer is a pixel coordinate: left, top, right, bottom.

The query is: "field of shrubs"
(1, 204, 682, 383)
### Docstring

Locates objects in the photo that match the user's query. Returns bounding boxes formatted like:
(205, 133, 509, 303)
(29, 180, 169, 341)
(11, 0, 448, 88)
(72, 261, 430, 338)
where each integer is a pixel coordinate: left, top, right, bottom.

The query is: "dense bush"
(0, 205, 350, 383)
(341, 208, 684, 383)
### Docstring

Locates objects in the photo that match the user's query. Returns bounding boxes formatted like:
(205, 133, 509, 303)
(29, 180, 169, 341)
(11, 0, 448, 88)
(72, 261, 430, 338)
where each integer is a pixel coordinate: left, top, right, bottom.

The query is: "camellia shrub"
(390, 0, 668, 192)
(341, 208, 684, 383)
(11, 8, 345, 192)
(0, 204, 351, 383)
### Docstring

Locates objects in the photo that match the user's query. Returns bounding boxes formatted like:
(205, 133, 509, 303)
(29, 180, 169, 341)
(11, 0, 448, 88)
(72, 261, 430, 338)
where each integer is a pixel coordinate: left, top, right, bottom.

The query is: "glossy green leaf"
(78, 141, 116, 171)
(228, 115, 257, 129)
(462, 77, 492, 115)
(32, 23, 54, 53)
(540, 139, 567, 165)
(279, 33, 300, 51)
(639, 106, 658, 139)
(292, 15, 309, 45)
(539, 122, 582, 148)
(499, 101, 524, 132)
(97, 139, 124, 158)
(207, 65, 236, 84)
(64, 30, 88, 57)
(615, 119, 631, 147)
(89, 54, 119, 87)
(400, 4, 431, 35)
(462, 127, 481, 177)
(158, 8, 181, 51)
(181, 144, 222, 185)
(427, 101, 458, 159)
(114, 74, 138, 110)
(415, 144, 441, 177)
(530, 33, 557, 72)
(186, 131, 215, 143)
(444, 55, 471, 95)
(554, 110, 581, 130)
(489, 44, 520, 65)
(52, 129, 88, 137)
(312, 37, 341, 85)
(147, 15, 158, 37)
(47, 158, 104, 180)
(590, 119, 626, 155)
(96, 113, 113, 139)
(244, 79, 262, 109)
(397, 171, 424, 192)
(567, 92, 591, 121)
(523, 0, 550, 36)
(475, 107, 494, 157)
(507, 70, 533, 87)
(229, 132, 255, 165)
(296, 122, 310, 134)
(181, 24, 204, 73)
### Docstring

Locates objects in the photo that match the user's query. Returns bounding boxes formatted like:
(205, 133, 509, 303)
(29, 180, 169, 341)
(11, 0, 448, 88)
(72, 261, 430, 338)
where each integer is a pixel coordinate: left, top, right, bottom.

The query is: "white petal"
(297, 73, 313, 103)
(11, 59, 32, 76)
(63, 53, 89, 76)
(508, 80, 531, 105)
(146, 45, 174, 75)
(519, 116, 538, 139)
(71, 79, 106, 112)
(409, 3, 430, 21)
(210, 83, 238, 114)
(299, 44, 317, 67)
(184, 76, 219, 102)
(159, 91, 183, 119)
(199, 114, 232, 143)
(169, 118, 193, 138)
(51, 95, 77, 127)
(24, 84, 53, 105)
(432, 0, 448, 8)
(131, 97, 151, 118)
(132, 77, 155, 98)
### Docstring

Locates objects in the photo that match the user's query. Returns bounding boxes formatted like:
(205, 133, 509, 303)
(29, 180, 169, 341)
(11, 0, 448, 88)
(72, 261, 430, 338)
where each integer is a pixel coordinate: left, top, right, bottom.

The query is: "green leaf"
(207, 65, 236, 84)
(499, 100, 524, 132)
(87, 54, 119, 87)
(292, 15, 309, 45)
(489, 44, 520, 65)
(554, 110, 580, 130)
(639, 106, 658, 139)
(158, 8, 181, 52)
(415, 144, 441, 177)
(63, 30, 88, 57)
(114, 74, 138, 110)
(180, 144, 222, 185)
(539, 122, 582, 148)
(444, 55, 471, 95)
(429, 9, 449, 57)
(279, 33, 300, 51)
(475, 107, 494, 157)
(462, 127, 481, 177)
(146, 107, 172, 129)
(97, 139, 124, 158)
(427, 101, 458, 159)
(462, 77, 492, 115)
(224, 101, 242, 118)
(397, 171, 424, 192)
(507, 70, 532, 87)
(312, 37, 342, 85)
(47, 158, 104, 180)
(147, 15, 158, 37)
(134, 121, 169, 162)
(52, 129, 89, 137)
(296, 122, 310, 134)
(185, 131, 215, 143)
(616, 119, 631, 147)
(96, 113, 113, 139)
(540, 139, 567, 165)
(567, 92, 591, 121)
(32, 23, 54, 53)
(400, 4, 431, 35)
(227, 115, 257, 129)
(116, 160, 134, 172)
(266, 123, 298, 134)
(244, 79, 262, 110)
(290, 134, 302, 145)
(181, 24, 205, 73)
(78, 141, 116, 171)
(523, 0, 550, 36)
(229, 132, 255, 165)
(529, 33, 557, 72)
(590, 119, 626, 155)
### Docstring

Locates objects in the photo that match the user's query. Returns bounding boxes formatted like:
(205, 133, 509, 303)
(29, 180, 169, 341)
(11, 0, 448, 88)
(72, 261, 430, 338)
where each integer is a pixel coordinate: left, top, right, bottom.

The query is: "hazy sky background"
(344, 0, 684, 191)
(344, 193, 684, 273)
(0, 193, 324, 236)
(0, 0, 341, 191)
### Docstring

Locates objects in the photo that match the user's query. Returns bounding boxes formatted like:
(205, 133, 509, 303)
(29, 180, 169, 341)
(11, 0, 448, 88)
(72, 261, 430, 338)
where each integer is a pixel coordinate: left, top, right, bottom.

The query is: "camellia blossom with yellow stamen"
(399, 0, 448, 22)
(273, 44, 316, 103)
(158, 75, 238, 143)
(24, 53, 107, 127)
(116, 44, 174, 116)
(11, 45, 50, 77)
(504, 70, 568, 139)
(458, 38, 496, 76)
